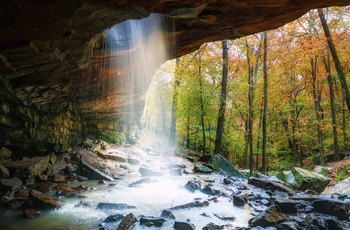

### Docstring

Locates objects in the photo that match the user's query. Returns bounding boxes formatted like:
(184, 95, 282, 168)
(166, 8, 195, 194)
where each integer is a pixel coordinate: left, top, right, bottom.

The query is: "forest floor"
(326, 155, 350, 186)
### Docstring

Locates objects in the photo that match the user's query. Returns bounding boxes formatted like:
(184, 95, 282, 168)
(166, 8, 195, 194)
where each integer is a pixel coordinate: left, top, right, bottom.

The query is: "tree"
(323, 53, 340, 160)
(214, 40, 229, 155)
(318, 8, 350, 113)
(262, 31, 268, 174)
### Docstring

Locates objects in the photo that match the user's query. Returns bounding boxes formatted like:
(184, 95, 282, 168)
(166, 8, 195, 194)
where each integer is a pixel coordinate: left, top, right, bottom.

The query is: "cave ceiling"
(1, 0, 350, 120)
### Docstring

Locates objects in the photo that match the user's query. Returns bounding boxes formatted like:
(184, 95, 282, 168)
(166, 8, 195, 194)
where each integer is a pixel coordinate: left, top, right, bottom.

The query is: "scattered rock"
(0, 164, 10, 178)
(139, 167, 162, 177)
(22, 209, 41, 218)
(274, 197, 299, 214)
(203, 222, 224, 230)
(117, 213, 137, 230)
(174, 221, 195, 230)
(201, 184, 219, 196)
(140, 216, 166, 227)
(77, 159, 114, 181)
(170, 200, 209, 210)
(127, 158, 140, 165)
(185, 179, 201, 192)
(311, 198, 349, 220)
(103, 214, 124, 223)
(233, 194, 245, 207)
(213, 212, 236, 220)
(74, 201, 91, 208)
(0, 177, 23, 192)
(275, 220, 300, 230)
(160, 210, 176, 219)
(249, 205, 287, 227)
(3, 154, 56, 179)
(96, 202, 136, 210)
(128, 178, 152, 187)
(28, 191, 61, 209)
(194, 164, 213, 174)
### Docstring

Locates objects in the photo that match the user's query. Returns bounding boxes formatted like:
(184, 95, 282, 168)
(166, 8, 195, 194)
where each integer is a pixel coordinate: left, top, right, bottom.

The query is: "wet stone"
(103, 214, 124, 223)
(202, 222, 224, 230)
(311, 198, 349, 220)
(170, 200, 209, 210)
(117, 213, 137, 230)
(22, 209, 41, 218)
(194, 164, 213, 174)
(214, 212, 236, 221)
(201, 184, 219, 196)
(128, 178, 152, 187)
(28, 191, 61, 209)
(96, 202, 136, 210)
(276, 220, 300, 230)
(140, 216, 166, 227)
(233, 194, 245, 207)
(174, 221, 195, 230)
(185, 179, 201, 192)
(160, 210, 176, 219)
(274, 196, 298, 214)
(139, 167, 162, 177)
(249, 205, 287, 227)
(74, 201, 91, 208)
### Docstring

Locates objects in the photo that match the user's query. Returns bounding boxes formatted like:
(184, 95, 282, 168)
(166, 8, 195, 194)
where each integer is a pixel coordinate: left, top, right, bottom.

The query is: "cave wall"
(1, 0, 350, 154)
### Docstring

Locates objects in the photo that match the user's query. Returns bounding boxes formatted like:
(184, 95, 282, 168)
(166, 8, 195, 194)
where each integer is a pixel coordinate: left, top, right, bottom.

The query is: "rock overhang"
(0, 0, 350, 152)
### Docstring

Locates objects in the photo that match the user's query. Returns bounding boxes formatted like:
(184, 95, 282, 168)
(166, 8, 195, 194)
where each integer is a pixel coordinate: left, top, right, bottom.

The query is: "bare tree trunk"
(323, 54, 339, 160)
(214, 40, 229, 156)
(198, 52, 206, 155)
(310, 57, 325, 166)
(318, 8, 350, 113)
(262, 31, 268, 174)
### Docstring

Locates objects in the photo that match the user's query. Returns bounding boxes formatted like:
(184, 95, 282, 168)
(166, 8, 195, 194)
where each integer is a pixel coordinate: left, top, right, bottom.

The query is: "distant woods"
(143, 7, 350, 174)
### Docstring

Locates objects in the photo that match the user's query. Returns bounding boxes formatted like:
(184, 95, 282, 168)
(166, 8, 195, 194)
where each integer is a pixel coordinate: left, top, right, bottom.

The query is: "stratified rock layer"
(1, 1, 350, 153)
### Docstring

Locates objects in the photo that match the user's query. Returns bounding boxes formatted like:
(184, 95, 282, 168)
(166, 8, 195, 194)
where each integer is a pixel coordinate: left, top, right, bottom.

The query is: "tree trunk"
(310, 57, 325, 166)
(262, 31, 268, 175)
(214, 40, 229, 155)
(323, 54, 339, 160)
(318, 8, 350, 113)
(198, 52, 206, 155)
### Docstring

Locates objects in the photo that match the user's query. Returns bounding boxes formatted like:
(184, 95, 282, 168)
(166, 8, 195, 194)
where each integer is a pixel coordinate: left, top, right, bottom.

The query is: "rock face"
(1, 0, 350, 154)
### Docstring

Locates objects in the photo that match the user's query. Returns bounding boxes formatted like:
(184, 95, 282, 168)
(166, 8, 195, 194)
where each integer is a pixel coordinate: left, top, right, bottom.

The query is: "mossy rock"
(276, 171, 297, 189)
(291, 167, 330, 193)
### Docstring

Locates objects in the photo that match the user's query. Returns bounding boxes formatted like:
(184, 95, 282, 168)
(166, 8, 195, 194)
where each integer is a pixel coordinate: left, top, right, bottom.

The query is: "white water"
(0, 175, 252, 230)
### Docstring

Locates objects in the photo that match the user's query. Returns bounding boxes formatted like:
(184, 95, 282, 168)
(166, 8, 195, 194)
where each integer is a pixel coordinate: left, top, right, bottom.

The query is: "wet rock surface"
(1, 136, 350, 229)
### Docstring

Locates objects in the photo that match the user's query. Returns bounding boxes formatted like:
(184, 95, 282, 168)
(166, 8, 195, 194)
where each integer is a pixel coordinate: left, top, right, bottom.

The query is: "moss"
(100, 130, 126, 145)
(336, 165, 350, 182)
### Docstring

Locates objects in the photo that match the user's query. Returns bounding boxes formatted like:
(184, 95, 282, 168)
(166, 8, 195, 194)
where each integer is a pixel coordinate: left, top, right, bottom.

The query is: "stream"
(0, 135, 254, 230)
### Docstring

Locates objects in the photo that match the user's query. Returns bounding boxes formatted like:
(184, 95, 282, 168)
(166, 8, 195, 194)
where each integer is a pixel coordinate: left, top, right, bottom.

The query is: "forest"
(143, 7, 350, 176)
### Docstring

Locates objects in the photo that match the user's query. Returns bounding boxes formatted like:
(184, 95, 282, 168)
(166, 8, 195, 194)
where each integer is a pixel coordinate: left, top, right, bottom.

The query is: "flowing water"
(0, 173, 253, 230)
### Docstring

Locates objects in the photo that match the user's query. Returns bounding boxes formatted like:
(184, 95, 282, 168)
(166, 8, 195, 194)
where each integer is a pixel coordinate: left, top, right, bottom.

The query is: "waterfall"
(102, 14, 169, 143)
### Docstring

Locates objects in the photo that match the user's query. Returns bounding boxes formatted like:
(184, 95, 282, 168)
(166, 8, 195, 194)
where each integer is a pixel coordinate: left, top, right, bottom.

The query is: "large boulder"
(311, 198, 350, 220)
(329, 177, 350, 196)
(3, 154, 57, 179)
(212, 154, 247, 179)
(291, 167, 330, 193)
